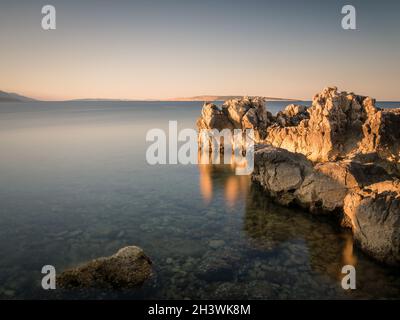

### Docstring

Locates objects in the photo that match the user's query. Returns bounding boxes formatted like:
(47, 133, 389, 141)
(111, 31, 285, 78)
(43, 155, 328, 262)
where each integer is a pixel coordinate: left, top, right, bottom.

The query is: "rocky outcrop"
(196, 87, 400, 173)
(197, 97, 274, 148)
(57, 246, 153, 289)
(253, 145, 400, 264)
(196, 87, 400, 265)
(265, 87, 370, 162)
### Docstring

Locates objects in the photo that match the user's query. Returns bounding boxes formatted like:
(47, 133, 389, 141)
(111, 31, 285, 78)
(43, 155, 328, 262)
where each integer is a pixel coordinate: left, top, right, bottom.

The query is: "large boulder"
(252, 145, 390, 213)
(344, 181, 400, 265)
(57, 246, 153, 289)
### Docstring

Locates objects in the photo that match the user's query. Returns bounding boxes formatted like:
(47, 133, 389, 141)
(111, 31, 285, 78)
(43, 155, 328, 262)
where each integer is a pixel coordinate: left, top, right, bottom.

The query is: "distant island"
(0, 90, 38, 102)
(0, 90, 300, 103)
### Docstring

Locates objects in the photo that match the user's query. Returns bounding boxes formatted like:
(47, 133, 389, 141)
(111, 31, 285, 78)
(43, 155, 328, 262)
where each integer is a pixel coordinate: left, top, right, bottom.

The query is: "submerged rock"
(57, 246, 152, 289)
(195, 250, 241, 282)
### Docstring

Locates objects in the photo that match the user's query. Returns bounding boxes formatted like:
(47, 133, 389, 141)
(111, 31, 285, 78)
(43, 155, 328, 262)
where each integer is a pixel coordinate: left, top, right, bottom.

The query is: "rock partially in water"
(57, 246, 153, 289)
(252, 145, 388, 213)
(196, 87, 400, 174)
(196, 87, 400, 266)
(197, 97, 274, 147)
(252, 144, 400, 264)
(344, 181, 400, 265)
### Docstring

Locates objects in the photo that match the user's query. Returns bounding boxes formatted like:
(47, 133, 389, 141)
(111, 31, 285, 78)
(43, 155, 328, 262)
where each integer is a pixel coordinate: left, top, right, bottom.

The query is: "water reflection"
(1, 101, 399, 299)
(197, 161, 367, 296)
(198, 151, 250, 208)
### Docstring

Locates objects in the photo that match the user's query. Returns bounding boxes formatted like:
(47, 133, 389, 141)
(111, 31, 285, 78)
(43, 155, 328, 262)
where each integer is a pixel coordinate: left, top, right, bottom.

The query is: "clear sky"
(0, 0, 399, 100)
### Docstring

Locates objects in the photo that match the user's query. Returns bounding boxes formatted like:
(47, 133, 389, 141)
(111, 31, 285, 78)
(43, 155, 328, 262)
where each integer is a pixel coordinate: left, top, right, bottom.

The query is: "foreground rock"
(58, 246, 153, 289)
(344, 181, 400, 265)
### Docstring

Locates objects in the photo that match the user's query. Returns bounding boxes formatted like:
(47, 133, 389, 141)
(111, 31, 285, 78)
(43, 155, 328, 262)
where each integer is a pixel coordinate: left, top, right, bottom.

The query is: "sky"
(0, 0, 399, 100)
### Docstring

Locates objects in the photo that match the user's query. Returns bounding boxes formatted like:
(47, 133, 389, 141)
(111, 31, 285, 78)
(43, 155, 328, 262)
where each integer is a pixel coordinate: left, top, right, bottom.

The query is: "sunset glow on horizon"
(1, 0, 399, 101)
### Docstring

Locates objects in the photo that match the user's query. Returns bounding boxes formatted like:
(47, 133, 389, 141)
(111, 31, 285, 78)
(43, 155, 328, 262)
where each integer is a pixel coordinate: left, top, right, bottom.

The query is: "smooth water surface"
(0, 100, 399, 299)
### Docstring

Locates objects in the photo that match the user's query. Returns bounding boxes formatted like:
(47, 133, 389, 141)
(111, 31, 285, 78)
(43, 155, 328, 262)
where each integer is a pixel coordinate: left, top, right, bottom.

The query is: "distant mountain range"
(0, 90, 298, 103)
(0, 91, 38, 102)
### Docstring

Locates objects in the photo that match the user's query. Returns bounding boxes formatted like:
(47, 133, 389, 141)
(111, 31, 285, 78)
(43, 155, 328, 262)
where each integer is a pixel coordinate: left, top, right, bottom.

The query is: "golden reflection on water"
(342, 233, 358, 267)
(198, 164, 213, 204)
(198, 150, 250, 208)
(199, 150, 359, 285)
(224, 175, 249, 208)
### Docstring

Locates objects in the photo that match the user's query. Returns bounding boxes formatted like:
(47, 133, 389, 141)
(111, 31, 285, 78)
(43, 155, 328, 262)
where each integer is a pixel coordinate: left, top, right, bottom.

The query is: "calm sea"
(0, 100, 399, 299)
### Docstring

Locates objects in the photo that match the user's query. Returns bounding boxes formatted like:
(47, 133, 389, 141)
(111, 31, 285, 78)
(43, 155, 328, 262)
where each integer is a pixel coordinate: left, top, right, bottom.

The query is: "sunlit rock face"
(275, 104, 309, 127)
(196, 87, 400, 265)
(359, 107, 400, 174)
(196, 97, 274, 150)
(197, 87, 400, 172)
(266, 87, 373, 162)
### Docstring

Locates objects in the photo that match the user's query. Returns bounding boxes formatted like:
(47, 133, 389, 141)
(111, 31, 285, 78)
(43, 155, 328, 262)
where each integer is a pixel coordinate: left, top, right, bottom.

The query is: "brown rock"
(344, 181, 400, 265)
(359, 107, 400, 172)
(253, 145, 391, 213)
(57, 246, 153, 289)
(266, 87, 370, 162)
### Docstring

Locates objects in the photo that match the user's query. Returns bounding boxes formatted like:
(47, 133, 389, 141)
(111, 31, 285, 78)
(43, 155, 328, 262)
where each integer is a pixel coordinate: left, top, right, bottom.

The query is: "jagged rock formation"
(275, 104, 309, 127)
(57, 246, 153, 289)
(196, 87, 400, 172)
(266, 88, 370, 161)
(197, 97, 274, 146)
(359, 107, 400, 174)
(196, 87, 400, 265)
